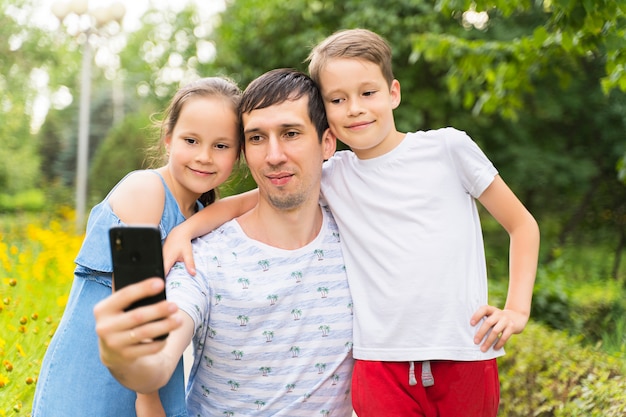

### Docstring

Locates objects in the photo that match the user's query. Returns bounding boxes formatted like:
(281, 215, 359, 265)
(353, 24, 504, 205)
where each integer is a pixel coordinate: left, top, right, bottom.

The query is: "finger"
(127, 310, 182, 343)
(181, 248, 196, 276)
(470, 304, 493, 326)
(97, 278, 166, 317)
(95, 297, 178, 344)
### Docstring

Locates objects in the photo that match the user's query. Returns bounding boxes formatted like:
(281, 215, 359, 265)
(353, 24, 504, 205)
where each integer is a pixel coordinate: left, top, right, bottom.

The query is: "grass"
(0, 211, 81, 416)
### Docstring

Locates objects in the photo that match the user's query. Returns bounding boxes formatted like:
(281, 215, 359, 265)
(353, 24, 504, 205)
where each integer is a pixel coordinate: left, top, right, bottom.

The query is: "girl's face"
(164, 96, 239, 204)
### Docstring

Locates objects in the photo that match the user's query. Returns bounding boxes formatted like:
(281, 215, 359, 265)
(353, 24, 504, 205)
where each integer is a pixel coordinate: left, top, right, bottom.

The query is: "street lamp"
(51, 0, 126, 232)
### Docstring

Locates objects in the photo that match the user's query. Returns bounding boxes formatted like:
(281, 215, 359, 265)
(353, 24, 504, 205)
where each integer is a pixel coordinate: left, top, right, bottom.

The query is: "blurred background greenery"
(1, 0, 626, 415)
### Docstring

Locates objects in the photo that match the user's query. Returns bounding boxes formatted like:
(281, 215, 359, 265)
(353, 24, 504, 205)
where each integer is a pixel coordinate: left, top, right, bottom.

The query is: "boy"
(307, 28, 539, 416)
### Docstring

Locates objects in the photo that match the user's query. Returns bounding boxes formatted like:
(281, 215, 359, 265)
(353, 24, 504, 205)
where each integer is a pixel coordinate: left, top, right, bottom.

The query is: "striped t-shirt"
(166, 206, 354, 416)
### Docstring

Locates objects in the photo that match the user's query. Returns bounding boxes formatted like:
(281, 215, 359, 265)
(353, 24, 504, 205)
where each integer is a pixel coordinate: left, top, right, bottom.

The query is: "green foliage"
(429, 0, 626, 117)
(88, 110, 157, 204)
(531, 250, 626, 354)
(498, 321, 626, 417)
(0, 190, 45, 213)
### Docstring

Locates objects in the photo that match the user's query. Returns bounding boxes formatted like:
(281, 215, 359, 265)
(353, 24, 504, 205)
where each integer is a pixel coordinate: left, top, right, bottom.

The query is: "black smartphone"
(109, 226, 168, 340)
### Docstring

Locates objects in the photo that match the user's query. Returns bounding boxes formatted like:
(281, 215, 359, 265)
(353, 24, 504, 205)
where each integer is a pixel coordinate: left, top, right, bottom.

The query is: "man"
(94, 69, 354, 416)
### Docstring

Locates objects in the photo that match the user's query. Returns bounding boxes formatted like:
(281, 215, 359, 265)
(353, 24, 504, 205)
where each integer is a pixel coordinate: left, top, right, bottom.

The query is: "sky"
(34, 0, 226, 32)
(25, 0, 226, 133)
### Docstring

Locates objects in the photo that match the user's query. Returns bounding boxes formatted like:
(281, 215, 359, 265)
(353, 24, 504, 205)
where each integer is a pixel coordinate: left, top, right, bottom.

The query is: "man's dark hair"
(239, 68, 329, 145)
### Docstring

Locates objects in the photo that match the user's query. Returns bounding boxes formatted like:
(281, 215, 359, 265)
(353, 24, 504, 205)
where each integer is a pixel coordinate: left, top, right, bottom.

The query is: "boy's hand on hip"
(470, 305, 529, 352)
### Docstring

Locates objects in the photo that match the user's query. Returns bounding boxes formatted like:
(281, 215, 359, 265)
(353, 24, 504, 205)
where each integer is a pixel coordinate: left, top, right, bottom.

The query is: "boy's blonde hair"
(307, 28, 394, 87)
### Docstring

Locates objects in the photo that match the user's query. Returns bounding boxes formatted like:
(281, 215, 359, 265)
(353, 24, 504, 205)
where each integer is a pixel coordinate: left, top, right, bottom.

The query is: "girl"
(32, 76, 242, 417)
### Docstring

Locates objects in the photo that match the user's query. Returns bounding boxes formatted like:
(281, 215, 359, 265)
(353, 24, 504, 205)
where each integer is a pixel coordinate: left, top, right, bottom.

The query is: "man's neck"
(236, 201, 323, 250)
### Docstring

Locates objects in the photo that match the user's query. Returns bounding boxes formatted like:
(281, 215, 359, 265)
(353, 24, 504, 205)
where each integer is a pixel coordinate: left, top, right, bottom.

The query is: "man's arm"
(163, 189, 258, 274)
(94, 278, 194, 393)
(472, 175, 540, 351)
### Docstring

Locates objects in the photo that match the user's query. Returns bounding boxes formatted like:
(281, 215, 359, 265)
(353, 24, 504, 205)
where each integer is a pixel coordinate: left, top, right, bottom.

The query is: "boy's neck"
(352, 130, 406, 160)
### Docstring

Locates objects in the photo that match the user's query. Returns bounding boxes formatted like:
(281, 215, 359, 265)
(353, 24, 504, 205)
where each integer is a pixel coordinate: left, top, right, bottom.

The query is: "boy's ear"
(390, 79, 401, 109)
(321, 128, 337, 159)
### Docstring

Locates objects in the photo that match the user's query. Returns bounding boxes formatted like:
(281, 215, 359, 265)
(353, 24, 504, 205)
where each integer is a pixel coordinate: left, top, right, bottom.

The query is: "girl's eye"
(329, 98, 343, 105)
(215, 143, 230, 149)
(184, 137, 197, 145)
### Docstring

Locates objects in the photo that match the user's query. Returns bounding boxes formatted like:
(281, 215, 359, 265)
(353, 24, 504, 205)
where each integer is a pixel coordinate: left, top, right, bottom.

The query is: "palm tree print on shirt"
(258, 259, 270, 271)
(315, 363, 326, 374)
(317, 287, 329, 298)
(231, 350, 244, 360)
(291, 271, 303, 283)
(291, 309, 302, 320)
(237, 277, 250, 289)
(263, 330, 274, 342)
(319, 325, 330, 337)
(259, 366, 271, 376)
(314, 249, 324, 260)
(267, 294, 278, 305)
(289, 346, 300, 357)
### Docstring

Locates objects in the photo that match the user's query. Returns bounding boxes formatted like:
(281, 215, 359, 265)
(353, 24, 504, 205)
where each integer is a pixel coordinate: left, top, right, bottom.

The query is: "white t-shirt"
(321, 127, 502, 361)
(167, 206, 354, 416)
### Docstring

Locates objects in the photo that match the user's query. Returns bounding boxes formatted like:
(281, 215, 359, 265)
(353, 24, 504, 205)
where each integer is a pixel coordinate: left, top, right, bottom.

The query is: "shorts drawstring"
(421, 360, 435, 387)
(409, 361, 418, 386)
(409, 361, 435, 387)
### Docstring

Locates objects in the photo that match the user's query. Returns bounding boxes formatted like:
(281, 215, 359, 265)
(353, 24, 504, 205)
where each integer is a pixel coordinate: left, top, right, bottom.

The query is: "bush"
(0, 190, 45, 213)
(498, 321, 626, 417)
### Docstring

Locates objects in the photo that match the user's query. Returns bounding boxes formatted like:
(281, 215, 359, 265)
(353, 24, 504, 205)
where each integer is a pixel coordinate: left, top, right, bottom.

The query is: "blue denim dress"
(32, 171, 195, 417)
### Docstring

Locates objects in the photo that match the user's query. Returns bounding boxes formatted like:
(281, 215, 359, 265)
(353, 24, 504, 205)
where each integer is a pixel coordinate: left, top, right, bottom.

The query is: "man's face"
(242, 96, 335, 211)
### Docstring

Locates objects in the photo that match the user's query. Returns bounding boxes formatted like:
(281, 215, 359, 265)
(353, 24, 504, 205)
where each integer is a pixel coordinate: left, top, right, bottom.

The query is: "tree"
(210, 0, 626, 276)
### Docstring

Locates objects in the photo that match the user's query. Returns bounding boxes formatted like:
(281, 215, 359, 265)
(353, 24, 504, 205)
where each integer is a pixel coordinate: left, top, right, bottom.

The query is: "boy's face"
(318, 58, 402, 160)
(242, 96, 336, 211)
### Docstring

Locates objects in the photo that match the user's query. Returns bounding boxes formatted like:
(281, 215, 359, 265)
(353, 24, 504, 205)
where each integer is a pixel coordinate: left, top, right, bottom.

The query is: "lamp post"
(51, 0, 126, 232)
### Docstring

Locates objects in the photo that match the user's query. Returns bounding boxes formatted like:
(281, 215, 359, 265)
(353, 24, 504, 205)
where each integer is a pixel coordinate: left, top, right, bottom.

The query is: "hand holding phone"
(109, 226, 168, 340)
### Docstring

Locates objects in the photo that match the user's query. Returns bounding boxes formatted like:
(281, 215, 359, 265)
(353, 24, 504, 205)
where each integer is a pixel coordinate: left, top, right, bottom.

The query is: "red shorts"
(352, 359, 500, 417)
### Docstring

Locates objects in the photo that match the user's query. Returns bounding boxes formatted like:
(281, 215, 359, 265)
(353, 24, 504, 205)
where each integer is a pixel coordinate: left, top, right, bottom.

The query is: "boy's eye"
(363, 90, 376, 97)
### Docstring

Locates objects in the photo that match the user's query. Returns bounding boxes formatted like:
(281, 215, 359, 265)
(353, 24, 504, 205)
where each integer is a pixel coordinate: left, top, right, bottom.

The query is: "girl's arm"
(472, 175, 540, 352)
(136, 392, 166, 417)
(163, 189, 258, 274)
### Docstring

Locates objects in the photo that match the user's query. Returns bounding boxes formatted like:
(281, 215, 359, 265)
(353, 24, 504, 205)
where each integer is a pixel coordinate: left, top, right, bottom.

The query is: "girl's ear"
(164, 135, 172, 156)
(321, 128, 337, 160)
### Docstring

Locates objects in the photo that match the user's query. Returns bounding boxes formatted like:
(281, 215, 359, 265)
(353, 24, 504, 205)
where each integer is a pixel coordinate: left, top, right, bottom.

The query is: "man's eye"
(285, 131, 299, 139)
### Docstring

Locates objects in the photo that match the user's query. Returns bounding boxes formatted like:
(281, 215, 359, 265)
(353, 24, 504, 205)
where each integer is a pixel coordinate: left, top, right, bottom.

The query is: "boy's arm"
(94, 278, 194, 393)
(472, 175, 540, 352)
(163, 189, 258, 274)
